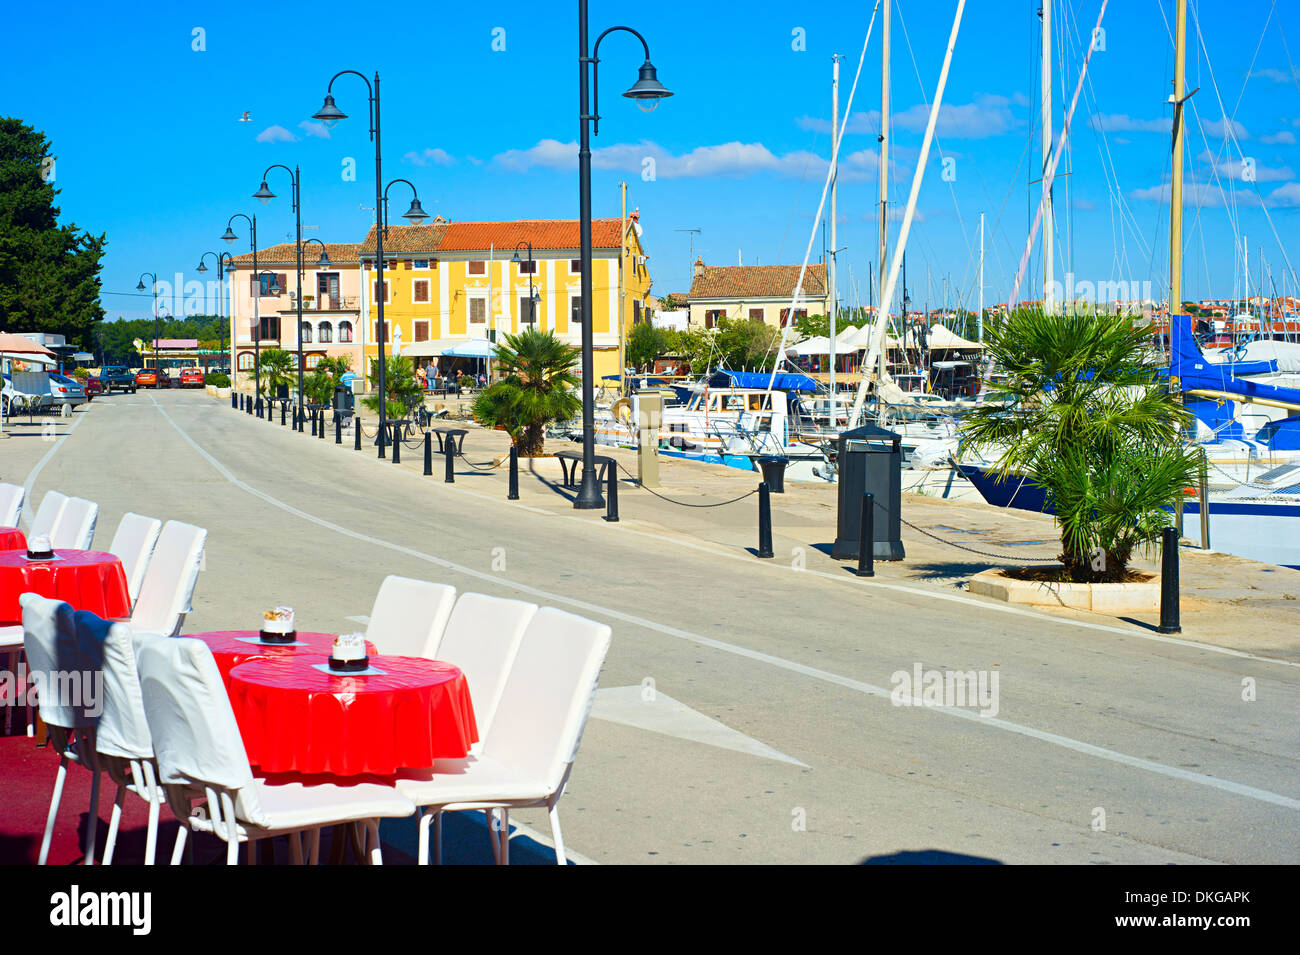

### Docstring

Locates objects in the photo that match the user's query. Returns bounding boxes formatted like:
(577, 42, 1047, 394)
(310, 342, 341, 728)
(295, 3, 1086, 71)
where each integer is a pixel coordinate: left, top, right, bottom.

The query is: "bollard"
(280, 402, 286, 427)
(444, 440, 455, 483)
(319, 412, 325, 441)
(856, 492, 875, 577)
(354, 418, 362, 451)
(1157, 525, 1181, 633)
(391, 424, 401, 464)
(1198, 466, 1210, 550)
(246, 397, 252, 416)
(508, 445, 519, 500)
(335, 415, 342, 445)
(310, 409, 318, 438)
(255, 397, 262, 418)
(378, 425, 386, 459)
(423, 432, 433, 476)
(757, 482, 774, 558)
(604, 464, 619, 522)
(231, 393, 238, 410)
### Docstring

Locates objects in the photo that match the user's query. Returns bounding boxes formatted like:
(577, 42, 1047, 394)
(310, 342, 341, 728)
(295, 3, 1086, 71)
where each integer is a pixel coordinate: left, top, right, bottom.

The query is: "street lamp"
(254, 164, 308, 411)
(512, 240, 536, 330)
(574, 4, 671, 508)
(136, 272, 160, 372)
(222, 213, 263, 413)
(196, 250, 236, 377)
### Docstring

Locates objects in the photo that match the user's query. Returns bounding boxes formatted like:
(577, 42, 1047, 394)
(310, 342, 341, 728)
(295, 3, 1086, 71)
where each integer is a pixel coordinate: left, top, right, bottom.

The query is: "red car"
(179, 367, 204, 387)
(82, 376, 103, 398)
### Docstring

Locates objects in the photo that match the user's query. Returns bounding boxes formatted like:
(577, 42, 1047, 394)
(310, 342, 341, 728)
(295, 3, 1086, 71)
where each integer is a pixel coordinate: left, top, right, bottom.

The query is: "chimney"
(693, 256, 705, 279)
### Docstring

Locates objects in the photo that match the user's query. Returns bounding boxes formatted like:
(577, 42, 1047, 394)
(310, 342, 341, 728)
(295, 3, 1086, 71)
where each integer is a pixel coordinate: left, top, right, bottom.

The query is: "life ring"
(611, 397, 633, 423)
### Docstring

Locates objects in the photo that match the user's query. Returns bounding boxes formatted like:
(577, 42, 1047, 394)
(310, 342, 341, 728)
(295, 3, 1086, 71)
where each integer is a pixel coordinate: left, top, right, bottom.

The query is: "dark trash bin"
(276, 384, 289, 401)
(757, 456, 789, 494)
(333, 384, 354, 415)
(831, 422, 905, 561)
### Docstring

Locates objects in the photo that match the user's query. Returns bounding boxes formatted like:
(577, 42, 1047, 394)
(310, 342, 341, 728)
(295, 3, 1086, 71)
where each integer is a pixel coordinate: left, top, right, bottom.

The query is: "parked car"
(2, 374, 48, 417)
(179, 367, 204, 387)
(135, 369, 158, 388)
(45, 373, 87, 409)
(82, 376, 103, 398)
(100, 366, 137, 394)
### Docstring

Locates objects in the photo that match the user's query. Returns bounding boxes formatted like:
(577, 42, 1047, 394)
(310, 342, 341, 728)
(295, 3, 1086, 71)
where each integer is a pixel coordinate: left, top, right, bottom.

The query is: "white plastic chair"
(22, 593, 106, 865)
(136, 637, 415, 865)
(27, 490, 68, 539)
(129, 521, 206, 637)
(0, 482, 23, 526)
(395, 607, 612, 866)
(365, 575, 456, 658)
(51, 497, 98, 550)
(108, 513, 162, 602)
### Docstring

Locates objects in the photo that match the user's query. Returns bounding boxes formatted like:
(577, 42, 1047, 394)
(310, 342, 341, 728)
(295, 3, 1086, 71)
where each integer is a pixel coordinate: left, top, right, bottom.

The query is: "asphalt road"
(12, 390, 1299, 864)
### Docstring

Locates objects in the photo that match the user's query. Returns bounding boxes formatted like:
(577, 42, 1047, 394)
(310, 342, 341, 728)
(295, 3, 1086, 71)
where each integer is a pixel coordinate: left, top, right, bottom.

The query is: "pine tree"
(0, 118, 106, 346)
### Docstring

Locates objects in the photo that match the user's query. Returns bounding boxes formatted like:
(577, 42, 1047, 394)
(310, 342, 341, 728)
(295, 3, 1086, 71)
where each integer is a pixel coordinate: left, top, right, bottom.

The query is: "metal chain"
(900, 517, 1060, 563)
(614, 461, 759, 508)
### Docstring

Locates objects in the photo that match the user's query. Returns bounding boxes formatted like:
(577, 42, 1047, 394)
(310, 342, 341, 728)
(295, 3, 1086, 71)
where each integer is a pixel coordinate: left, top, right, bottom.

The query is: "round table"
(227, 655, 478, 776)
(0, 527, 26, 552)
(189, 630, 377, 686)
(0, 549, 131, 625)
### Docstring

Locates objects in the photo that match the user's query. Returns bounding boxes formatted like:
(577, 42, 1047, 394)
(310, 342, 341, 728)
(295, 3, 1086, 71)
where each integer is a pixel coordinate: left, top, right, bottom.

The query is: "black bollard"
(757, 482, 774, 558)
(1157, 525, 1181, 633)
(354, 418, 362, 451)
(391, 424, 401, 464)
(444, 440, 455, 483)
(246, 397, 252, 415)
(423, 432, 433, 476)
(319, 411, 325, 440)
(255, 397, 262, 418)
(856, 492, 875, 577)
(335, 414, 342, 444)
(280, 402, 286, 426)
(508, 445, 519, 500)
(604, 464, 619, 522)
(378, 424, 386, 459)
(231, 393, 238, 409)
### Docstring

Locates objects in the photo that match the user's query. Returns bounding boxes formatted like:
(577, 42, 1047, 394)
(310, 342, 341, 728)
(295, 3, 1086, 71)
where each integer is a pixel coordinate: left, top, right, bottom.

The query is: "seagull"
(239, 111, 252, 122)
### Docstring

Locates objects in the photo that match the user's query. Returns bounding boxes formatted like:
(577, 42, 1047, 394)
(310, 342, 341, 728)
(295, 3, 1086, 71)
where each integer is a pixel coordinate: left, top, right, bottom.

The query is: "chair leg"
(247, 839, 257, 865)
(38, 756, 69, 865)
(308, 829, 321, 865)
(486, 809, 500, 864)
(143, 767, 161, 866)
(548, 802, 566, 866)
(365, 820, 383, 865)
(434, 811, 443, 866)
(170, 825, 188, 866)
(103, 783, 127, 865)
(417, 811, 432, 866)
(84, 770, 101, 866)
(498, 809, 510, 866)
(288, 831, 304, 865)
(227, 836, 240, 866)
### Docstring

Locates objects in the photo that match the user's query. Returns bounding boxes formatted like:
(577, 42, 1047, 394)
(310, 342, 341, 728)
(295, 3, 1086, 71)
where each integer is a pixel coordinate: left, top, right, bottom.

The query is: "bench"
(553, 449, 616, 487)
(429, 427, 468, 455)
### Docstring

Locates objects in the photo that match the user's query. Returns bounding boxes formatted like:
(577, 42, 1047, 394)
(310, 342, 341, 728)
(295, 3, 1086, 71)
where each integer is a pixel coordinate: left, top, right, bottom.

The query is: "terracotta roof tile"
(689, 263, 828, 300)
(358, 223, 449, 255)
(230, 242, 362, 266)
(435, 219, 624, 252)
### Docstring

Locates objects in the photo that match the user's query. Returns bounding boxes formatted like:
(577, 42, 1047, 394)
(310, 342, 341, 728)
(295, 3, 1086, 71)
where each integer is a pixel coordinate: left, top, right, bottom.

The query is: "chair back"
(130, 521, 206, 637)
(482, 607, 611, 794)
(434, 593, 536, 737)
(28, 490, 68, 539)
(51, 497, 98, 550)
(0, 482, 23, 526)
(20, 593, 102, 733)
(365, 575, 456, 657)
(108, 513, 162, 602)
(75, 612, 152, 762)
(136, 637, 266, 827)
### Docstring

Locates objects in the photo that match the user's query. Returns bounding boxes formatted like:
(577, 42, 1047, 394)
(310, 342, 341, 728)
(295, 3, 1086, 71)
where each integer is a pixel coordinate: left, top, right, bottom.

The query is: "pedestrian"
(416, 364, 427, 389)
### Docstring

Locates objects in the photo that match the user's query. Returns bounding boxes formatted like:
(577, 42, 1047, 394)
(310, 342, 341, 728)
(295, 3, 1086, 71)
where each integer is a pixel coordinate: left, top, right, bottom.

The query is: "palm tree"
(960, 308, 1201, 582)
(250, 347, 295, 398)
(361, 355, 423, 420)
(471, 328, 581, 456)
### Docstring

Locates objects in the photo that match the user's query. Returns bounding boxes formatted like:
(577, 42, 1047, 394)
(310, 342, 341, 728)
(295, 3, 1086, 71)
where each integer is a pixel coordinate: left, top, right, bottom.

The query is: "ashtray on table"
(327, 654, 370, 672)
(258, 630, 298, 644)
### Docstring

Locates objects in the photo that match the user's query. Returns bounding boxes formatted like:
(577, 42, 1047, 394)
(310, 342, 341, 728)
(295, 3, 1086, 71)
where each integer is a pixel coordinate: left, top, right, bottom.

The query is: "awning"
(401, 338, 496, 358)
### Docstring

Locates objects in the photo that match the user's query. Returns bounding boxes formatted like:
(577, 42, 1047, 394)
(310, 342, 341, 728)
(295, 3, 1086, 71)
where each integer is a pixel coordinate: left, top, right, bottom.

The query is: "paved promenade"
(3, 391, 1297, 864)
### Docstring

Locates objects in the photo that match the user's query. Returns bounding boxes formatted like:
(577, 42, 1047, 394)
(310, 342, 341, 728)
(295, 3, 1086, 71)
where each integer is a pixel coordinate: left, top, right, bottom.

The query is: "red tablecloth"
(227, 655, 478, 776)
(0, 549, 131, 625)
(189, 630, 377, 686)
(0, 527, 26, 552)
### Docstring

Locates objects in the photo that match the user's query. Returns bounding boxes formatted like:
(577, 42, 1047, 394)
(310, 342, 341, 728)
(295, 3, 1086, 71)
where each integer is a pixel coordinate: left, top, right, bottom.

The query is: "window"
(253, 273, 286, 297)
(386, 259, 396, 270)
(371, 320, 391, 342)
(414, 320, 430, 342)
(517, 259, 537, 275)
(339, 321, 353, 343)
(403, 260, 413, 270)
(318, 322, 333, 343)
(570, 295, 585, 325)
(300, 321, 312, 344)
(634, 300, 642, 324)
(237, 352, 255, 371)
(306, 355, 322, 370)
(412, 259, 429, 269)
(469, 297, 487, 324)
(519, 296, 537, 325)
(779, 308, 807, 326)
(705, 309, 725, 329)
(373, 280, 390, 303)
(412, 279, 431, 303)
(570, 259, 583, 274)
(259, 316, 280, 340)
(467, 260, 486, 275)
(749, 308, 765, 321)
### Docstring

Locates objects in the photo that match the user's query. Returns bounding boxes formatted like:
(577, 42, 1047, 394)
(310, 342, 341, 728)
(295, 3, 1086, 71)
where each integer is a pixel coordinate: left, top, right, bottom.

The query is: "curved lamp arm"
(320, 69, 375, 140)
(588, 26, 653, 136)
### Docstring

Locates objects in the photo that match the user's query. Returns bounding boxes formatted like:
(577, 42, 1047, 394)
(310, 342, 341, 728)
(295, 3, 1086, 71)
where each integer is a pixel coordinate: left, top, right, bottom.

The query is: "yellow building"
(357, 216, 653, 382)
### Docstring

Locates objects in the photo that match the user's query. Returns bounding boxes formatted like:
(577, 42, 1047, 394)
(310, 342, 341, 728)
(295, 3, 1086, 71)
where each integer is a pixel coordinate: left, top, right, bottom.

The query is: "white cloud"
(1088, 113, 1170, 133)
(1260, 130, 1296, 146)
(1073, 198, 1096, 211)
(1203, 116, 1249, 140)
(1128, 178, 1300, 208)
(492, 138, 904, 183)
(1195, 149, 1293, 182)
(1252, 67, 1298, 84)
(404, 148, 456, 167)
(1268, 182, 1300, 207)
(797, 94, 1022, 140)
(298, 121, 330, 139)
(255, 125, 297, 144)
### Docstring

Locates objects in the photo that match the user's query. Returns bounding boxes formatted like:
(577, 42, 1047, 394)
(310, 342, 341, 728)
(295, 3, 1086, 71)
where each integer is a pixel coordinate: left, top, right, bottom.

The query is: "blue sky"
(4, 0, 1299, 322)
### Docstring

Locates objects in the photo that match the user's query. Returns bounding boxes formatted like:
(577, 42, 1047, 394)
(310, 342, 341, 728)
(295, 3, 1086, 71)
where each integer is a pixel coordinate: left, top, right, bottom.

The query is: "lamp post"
(512, 240, 536, 328)
(135, 273, 160, 372)
(575, 3, 671, 508)
(313, 72, 428, 457)
(221, 213, 261, 412)
(298, 239, 332, 391)
(253, 165, 307, 409)
(196, 251, 235, 375)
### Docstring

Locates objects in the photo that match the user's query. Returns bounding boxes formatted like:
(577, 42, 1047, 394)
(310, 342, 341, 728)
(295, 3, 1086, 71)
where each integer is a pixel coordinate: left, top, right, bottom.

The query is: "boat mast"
(1169, 0, 1187, 327)
(878, 0, 890, 384)
(1041, 1, 1055, 313)
(830, 53, 840, 428)
(978, 212, 985, 343)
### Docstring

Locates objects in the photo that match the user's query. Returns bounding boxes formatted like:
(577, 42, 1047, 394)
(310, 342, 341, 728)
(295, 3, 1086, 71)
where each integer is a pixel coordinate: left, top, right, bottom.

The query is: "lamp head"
(402, 197, 430, 224)
(623, 60, 672, 113)
(313, 94, 347, 128)
(136, 279, 146, 291)
(196, 261, 208, 273)
(221, 226, 239, 244)
(317, 248, 332, 266)
(253, 181, 275, 204)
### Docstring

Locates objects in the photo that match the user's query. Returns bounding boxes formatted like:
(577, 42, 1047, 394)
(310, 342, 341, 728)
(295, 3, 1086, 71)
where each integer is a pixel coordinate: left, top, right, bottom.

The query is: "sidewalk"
(279, 403, 1300, 662)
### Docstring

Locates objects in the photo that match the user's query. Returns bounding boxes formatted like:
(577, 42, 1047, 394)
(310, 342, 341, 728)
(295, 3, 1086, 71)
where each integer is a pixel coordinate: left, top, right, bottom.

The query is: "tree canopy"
(0, 118, 106, 346)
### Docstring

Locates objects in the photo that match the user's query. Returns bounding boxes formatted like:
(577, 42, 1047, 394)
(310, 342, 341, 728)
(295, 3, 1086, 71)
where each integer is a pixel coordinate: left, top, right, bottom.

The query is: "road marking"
(592, 686, 809, 767)
(19, 413, 86, 530)
(155, 397, 1300, 813)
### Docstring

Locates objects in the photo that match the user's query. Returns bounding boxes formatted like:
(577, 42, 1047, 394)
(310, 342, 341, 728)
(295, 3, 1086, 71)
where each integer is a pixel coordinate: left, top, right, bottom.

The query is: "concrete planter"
(969, 568, 1159, 613)
(205, 385, 215, 396)
(493, 453, 565, 477)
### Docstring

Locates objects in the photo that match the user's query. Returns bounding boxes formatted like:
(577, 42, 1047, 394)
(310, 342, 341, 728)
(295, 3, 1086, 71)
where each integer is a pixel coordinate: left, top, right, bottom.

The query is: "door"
(318, 273, 340, 310)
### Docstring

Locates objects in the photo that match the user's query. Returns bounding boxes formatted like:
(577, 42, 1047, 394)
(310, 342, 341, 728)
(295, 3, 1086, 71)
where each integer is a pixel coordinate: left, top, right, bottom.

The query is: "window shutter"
(277, 274, 287, 296)
(404, 260, 413, 270)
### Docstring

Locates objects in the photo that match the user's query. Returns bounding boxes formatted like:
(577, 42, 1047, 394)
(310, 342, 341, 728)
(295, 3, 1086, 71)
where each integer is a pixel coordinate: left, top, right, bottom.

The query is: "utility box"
(831, 422, 905, 561)
(634, 391, 662, 488)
